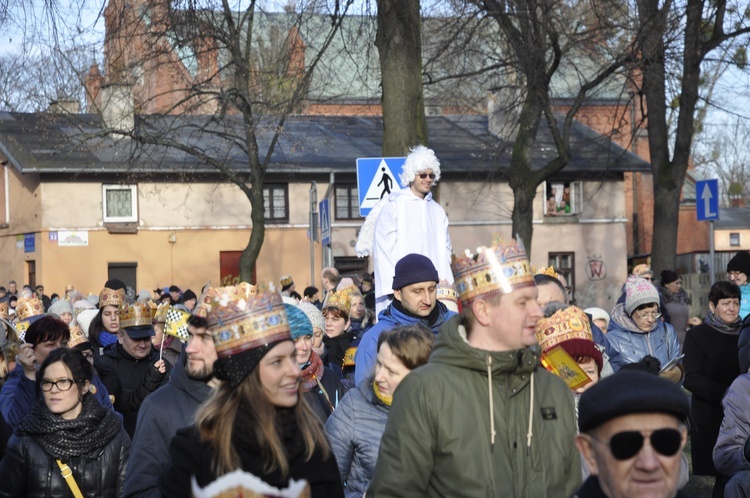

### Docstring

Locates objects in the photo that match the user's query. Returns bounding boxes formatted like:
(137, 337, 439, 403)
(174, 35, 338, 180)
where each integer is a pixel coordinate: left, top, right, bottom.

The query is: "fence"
(681, 272, 728, 318)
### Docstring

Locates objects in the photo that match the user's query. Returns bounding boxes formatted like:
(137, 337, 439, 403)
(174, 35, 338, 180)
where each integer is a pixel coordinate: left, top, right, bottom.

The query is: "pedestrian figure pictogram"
(378, 168, 393, 199)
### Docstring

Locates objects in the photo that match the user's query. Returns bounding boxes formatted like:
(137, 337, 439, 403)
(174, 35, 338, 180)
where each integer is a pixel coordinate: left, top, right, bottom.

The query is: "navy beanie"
(728, 251, 750, 277)
(578, 370, 689, 433)
(392, 254, 439, 290)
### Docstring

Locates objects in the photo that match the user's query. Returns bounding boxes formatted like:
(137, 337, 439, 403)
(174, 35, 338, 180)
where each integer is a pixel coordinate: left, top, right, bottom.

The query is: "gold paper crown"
(68, 325, 89, 349)
(535, 306, 593, 352)
(436, 280, 458, 303)
(16, 296, 45, 322)
(0, 299, 9, 321)
(150, 300, 170, 323)
(632, 264, 653, 277)
(99, 287, 125, 308)
(205, 283, 290, 359)
(280, 275, 294, 288)
(323, 289, 351, 315)
(451, 238, 535, 306)
(534, 266, 560, 279)
(119, 302, 155, 329)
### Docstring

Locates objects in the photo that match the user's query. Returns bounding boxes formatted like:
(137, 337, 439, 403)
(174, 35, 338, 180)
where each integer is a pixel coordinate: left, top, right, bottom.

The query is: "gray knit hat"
(625, 276, 660, 315)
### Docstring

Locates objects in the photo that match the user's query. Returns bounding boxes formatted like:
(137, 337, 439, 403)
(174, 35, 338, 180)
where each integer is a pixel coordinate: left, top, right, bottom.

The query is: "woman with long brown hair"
(159, 284, 343, 497)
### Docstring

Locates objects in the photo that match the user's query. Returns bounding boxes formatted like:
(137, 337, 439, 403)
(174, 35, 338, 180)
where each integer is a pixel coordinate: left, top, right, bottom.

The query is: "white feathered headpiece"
(398, 145, 441, 188)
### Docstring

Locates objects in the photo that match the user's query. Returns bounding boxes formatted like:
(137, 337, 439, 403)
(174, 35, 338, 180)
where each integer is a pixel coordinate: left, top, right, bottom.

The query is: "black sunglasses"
(418, 173, 436, 180)
(591, 428, 682, 460)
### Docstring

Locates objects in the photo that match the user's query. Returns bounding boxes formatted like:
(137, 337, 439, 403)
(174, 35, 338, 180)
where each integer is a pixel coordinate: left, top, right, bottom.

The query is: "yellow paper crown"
(119, 302, 155, 328)
(0, 299, 9, 321)
(280, 275, 294, 288)
(68, 325, 89, 349)
(99, 287, 125, 308)
(534, 266, 560, 279)
(205, 283, 290, 359)
(150, 300, 170, 323)
(16, 296, 45, 322)
(451, 237, 535, 306)
(436, 280, 458, 303)
(535, 306, 594, 352)
(323, 289, 351, 315)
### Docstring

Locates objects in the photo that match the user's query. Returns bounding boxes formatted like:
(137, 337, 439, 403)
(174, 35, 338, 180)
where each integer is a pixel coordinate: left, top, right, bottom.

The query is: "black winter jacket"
(95, 343, 172, 438)
(0, 427, 130, 497)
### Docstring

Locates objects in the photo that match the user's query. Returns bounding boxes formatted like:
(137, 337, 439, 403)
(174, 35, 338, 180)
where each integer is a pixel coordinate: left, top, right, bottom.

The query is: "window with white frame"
(102, 184, 138, 223)
(263, 184, 289, 223)
(544, 181, 582, 216)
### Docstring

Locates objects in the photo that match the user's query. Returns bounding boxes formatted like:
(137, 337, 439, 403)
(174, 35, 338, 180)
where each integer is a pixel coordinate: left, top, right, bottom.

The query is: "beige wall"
(715, 229, 750, 252)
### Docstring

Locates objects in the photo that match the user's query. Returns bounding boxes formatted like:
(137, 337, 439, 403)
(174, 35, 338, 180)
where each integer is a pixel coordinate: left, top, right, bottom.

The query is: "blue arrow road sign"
(356, 157, 406, 216)
(319, 198, 331, 246)
(696, 179, 719, 221)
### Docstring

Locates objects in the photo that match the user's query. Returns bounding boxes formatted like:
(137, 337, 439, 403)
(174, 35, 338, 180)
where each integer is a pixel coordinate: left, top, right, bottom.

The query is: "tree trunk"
(375, 0, 427, 155)
(240, 182, 266, 284)
(650, 176, 682, 274)
(511, 184, 537, 254)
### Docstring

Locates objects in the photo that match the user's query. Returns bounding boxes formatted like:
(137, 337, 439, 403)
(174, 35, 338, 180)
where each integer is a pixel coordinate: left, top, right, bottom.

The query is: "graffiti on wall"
(586, 255, 607, 281)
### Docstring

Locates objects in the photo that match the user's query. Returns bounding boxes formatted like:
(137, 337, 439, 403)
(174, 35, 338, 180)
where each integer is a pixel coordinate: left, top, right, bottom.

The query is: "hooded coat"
(605, 303, 681, 368)
(367, 315, 580, 498)
(122, 353, 215, 498)
(353, 301, 455, 386)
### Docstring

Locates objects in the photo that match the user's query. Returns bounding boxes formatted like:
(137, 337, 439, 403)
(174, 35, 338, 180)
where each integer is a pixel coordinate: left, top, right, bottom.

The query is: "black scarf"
(392, 298, 442, 327)
(17, 393, 122, 459)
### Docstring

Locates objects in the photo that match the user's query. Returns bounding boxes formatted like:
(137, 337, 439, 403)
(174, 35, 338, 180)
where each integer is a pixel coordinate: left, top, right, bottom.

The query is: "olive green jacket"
(368, 314, 581, 497)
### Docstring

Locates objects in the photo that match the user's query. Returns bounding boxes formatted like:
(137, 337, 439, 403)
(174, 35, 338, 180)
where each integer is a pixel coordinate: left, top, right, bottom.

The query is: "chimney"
(84, 62, 104, 113)
(48, 100, 81, 114)
(730, 195, 747, 208)
(100, 83, 134, 134)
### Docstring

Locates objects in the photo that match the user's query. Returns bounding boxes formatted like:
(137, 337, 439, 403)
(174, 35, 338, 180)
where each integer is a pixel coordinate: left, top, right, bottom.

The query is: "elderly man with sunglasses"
(361, 145, 453, 315)
(574, 369, 691, 498)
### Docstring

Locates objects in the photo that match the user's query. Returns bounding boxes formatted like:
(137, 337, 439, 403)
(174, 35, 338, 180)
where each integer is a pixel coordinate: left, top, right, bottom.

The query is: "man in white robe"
(371, 146, 453, 314)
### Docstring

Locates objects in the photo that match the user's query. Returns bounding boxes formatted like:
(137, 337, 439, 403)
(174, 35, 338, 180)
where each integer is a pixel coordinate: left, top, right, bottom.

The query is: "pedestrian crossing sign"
(356, 157, 406, 216)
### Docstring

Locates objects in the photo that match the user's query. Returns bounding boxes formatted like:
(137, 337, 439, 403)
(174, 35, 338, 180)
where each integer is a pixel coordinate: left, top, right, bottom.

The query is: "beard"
(186, 361, 214, 381)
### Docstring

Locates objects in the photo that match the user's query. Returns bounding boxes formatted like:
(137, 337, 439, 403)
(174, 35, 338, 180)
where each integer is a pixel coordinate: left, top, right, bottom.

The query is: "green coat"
(368, 315, 581, 498)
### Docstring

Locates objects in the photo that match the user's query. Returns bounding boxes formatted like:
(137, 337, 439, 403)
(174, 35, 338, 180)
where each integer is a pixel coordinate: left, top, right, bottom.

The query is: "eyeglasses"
(40, 378, 76, 392)
(589, 428, 682, 460)
(418, 173, 436, 180)
(635, 310, 662, 320)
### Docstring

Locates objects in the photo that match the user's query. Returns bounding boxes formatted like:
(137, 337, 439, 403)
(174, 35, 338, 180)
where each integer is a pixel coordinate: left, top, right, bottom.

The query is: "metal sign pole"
(309, 182, 317, 287)
(709, 220, 715, 285)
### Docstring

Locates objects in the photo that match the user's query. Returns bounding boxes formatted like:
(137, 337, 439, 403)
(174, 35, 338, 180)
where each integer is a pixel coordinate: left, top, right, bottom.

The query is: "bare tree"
(634, 0, 750, 273)
(84, 0, 353, 282)
(452, 0, 634, 252)
(694, 116, 750, 206)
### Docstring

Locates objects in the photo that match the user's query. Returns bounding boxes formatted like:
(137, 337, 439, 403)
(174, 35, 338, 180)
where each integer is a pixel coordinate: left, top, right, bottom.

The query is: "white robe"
(372, 189, 453, 313)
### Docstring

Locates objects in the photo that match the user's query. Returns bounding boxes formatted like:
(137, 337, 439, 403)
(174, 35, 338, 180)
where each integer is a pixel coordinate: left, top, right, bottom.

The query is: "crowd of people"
(0, 145, 750, 497)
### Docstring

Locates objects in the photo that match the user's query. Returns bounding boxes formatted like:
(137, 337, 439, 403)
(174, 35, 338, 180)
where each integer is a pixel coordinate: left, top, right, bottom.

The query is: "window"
(549, 252, 575, 302)
(731, 233, 741, 247)
(544, 181, 582, 217)
(335, 184, 361, 220)
(26, 260, 36, 289)
(103, 185, 138, 223)
(263, 184, 288, 223)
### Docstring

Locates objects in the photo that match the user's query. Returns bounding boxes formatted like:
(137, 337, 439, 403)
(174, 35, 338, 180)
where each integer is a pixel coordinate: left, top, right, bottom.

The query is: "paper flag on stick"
(164, 307, 191, 341)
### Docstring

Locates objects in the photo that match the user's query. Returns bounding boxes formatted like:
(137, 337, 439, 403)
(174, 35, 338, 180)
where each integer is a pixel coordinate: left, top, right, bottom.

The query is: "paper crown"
(68, 325, 89, 349)
(99, 287, 125, 308)
(451, 238, 535, 306)
(0, 297, 9, 321)
(16, 296, 45, 322)
(534, 266, 560, 279)
(150, 300, 170, 323)
(191, 470, 309, 498)
(436, 280, 458, 303)
(322, 289, 352, 315)
(632, 263, 653, 277)
(280, 275, 294, 288)
(535, 306, 602, 372)
(205, 283, 290, 359)
(119, 302, 155, 328)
